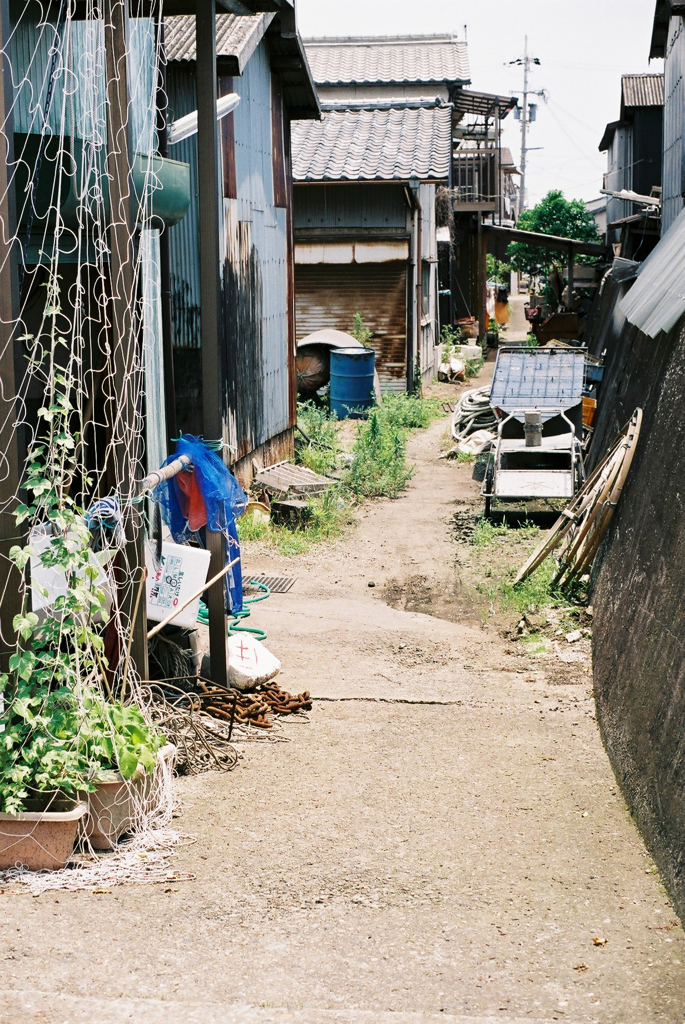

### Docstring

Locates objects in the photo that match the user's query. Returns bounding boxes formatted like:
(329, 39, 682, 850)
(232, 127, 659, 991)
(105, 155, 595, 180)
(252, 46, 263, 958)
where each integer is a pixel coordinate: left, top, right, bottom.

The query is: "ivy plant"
(0, 306, 164, 815)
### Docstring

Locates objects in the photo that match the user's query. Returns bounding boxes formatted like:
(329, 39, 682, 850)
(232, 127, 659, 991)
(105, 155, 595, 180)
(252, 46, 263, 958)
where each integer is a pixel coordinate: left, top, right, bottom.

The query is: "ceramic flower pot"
(85, 744, 176, 851)
(0, 802, 88, 871)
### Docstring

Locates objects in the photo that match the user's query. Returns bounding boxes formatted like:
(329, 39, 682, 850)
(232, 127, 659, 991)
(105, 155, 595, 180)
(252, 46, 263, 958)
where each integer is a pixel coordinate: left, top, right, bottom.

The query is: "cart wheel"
(576, 457, 586, 491)
(484, 460, 494, 519)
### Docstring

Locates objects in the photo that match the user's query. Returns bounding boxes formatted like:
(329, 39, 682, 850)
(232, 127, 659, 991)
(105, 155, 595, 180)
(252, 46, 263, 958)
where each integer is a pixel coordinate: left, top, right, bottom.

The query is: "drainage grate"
(246, 574, 298, 595)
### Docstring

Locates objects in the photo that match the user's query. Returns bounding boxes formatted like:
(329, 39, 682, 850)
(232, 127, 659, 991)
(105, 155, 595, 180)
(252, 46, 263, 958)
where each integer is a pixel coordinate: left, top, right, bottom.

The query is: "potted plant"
(486, 316, 501, 349)
(0, 327, 168, 868)
(81, 698, 172, 850)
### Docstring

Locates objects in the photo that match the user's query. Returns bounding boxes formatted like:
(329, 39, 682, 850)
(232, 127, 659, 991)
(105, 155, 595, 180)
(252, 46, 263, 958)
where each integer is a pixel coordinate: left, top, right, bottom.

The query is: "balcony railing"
(452, 150, 498, 209)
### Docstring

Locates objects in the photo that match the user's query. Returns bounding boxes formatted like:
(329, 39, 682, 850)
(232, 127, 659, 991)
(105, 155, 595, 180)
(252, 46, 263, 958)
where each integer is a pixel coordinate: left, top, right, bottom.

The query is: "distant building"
(651, 2, 685, 233)
(599, 73, 663, 256)
(500, 147, 522, 226)
(292, 35, 468, 389)
(585, 197, 608, 239)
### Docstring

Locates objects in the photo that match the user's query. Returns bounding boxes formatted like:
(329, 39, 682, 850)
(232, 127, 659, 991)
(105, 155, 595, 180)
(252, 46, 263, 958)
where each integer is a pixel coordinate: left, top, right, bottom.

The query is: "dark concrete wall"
(592, 311, 685, 917)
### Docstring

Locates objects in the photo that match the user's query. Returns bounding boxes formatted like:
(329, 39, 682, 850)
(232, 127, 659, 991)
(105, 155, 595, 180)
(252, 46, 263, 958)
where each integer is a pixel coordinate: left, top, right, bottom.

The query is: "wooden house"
(164, 8, 319, 484)
(292, 35, 468, 389)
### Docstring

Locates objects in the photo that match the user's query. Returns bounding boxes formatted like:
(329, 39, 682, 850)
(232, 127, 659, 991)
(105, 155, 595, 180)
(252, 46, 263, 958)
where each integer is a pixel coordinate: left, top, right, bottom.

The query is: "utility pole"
(509, 37, 543, 212)
(520, 36, 530, 212)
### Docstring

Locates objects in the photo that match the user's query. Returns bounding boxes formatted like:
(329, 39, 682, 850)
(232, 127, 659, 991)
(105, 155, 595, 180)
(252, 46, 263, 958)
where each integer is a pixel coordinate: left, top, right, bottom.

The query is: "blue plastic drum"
(330, 348, 376, 419)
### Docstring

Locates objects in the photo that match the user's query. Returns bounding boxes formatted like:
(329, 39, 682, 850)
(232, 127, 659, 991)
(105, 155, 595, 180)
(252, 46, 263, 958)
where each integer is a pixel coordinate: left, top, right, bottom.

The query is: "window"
(421, 262, 431, 319)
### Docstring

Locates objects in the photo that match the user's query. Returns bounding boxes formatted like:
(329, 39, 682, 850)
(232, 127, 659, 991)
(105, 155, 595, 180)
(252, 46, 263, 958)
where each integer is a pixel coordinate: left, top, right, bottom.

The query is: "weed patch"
(296, 402, 340, 476)
(242, 394, 445, 555)
(470, 519, 569, 618)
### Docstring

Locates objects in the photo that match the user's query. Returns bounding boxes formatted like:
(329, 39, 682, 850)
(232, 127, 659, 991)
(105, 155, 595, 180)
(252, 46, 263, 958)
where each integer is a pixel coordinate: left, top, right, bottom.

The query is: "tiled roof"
(164, 13, 270, 64)
(303, 35, 470, 86)
(292, 105, 452, 182)
(622, 73, 664, 108)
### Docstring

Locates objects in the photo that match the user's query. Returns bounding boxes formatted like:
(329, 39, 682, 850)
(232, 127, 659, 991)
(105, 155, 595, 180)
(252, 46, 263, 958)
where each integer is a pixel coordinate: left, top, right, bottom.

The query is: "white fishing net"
(0, 0, 245, 892)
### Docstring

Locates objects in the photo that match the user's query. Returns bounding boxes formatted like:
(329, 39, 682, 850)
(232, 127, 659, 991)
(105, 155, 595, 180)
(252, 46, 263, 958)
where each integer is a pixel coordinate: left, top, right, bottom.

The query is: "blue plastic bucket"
(330, 348, 376, 419)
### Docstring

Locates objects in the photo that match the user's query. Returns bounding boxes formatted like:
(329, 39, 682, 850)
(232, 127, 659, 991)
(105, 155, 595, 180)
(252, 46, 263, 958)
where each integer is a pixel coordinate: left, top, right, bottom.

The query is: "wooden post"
(104, 0, 149, 682)
(0, 0, 22, 671)
(567, 250, 575, 311)
(477, 215, 487, 342)
(156, 15, 178, 450)
(197, 0, 229, 687)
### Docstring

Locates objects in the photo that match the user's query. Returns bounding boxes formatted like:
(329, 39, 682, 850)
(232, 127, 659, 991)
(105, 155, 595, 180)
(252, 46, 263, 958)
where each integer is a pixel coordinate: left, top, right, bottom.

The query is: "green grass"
(295, 402, 341, 476)
(497, 560, 564, 616)
(465, 357, 484, 379)
(375, 393, 445, 429)
(470, 518, 568, 617)
(238, 488, 354, 556)
(520, 634, 549, 655)
(345, 395, 444, 499)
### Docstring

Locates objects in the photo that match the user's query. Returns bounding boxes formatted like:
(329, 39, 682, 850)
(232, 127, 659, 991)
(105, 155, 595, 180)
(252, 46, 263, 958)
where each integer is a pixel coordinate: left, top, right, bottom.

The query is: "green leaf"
(9, 545, 33, 570)
(118, 749, 139, 779)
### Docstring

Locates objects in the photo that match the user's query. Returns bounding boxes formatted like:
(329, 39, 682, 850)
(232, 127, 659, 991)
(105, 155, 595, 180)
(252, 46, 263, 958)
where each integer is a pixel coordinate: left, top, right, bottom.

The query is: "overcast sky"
(296, 0, 662, 208)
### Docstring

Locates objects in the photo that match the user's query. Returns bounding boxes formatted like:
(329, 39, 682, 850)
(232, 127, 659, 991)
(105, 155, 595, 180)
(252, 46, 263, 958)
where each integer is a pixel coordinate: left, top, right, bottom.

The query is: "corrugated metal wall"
(293, 183, 408, 231)
(231, 44, 290, 453)
(166, 66, 201, 350)
(11, 3, 154, 148)
(167, 43, 291, 456)
(663, 15, 685, 233)
(419, 182, 439, 381)
(604, 126, 633, 238)
(295, 262, 407, 392)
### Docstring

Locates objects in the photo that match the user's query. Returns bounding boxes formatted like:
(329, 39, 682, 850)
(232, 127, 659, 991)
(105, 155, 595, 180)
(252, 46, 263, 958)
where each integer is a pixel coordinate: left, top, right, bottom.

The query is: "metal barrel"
(330, 348, 376, 419)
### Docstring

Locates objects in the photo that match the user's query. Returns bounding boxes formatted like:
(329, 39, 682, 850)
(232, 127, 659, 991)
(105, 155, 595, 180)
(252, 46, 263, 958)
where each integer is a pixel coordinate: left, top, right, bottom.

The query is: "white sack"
(228, 634, 281, 691)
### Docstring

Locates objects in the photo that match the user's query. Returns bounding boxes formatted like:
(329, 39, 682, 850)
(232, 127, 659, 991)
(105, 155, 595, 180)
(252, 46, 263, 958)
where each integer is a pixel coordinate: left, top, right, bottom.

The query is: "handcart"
(482, 346, 586, 517)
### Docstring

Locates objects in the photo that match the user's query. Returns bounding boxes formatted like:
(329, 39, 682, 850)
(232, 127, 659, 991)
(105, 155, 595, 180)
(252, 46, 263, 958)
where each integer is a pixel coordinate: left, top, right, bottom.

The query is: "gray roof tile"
(304, 35, 469, 86)
(164, 13, 269, 63)
(292, 105, 452, 182)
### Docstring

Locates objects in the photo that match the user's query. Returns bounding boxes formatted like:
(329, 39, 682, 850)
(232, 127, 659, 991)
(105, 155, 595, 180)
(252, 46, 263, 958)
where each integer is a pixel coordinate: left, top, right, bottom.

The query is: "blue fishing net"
(154, 435, 247, 613)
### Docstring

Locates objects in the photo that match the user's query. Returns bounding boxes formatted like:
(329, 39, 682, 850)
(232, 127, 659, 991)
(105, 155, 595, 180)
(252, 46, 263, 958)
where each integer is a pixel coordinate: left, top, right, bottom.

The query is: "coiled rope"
(450, 386, 497, 442)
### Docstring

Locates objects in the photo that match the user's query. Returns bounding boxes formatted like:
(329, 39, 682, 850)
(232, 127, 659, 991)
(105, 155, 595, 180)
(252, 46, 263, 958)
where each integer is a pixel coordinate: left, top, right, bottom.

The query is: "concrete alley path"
(1, 409, 684, 1024)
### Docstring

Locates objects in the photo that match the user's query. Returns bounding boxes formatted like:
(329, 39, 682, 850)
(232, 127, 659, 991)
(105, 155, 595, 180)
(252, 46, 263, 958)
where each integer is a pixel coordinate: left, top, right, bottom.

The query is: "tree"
(507, 190, 600, 278)
(486, 254, 512, 284)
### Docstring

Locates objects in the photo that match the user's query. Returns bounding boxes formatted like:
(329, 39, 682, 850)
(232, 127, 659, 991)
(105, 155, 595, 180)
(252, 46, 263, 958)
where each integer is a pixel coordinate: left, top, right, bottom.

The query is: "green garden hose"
(198, 580, 270, 641)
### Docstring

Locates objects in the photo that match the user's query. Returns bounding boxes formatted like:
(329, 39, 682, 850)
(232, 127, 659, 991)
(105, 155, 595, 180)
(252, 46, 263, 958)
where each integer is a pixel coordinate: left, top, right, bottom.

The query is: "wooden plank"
(104, 0, 149, 682)
(485, 223, 610, 257)
(0, 0, 22, 671)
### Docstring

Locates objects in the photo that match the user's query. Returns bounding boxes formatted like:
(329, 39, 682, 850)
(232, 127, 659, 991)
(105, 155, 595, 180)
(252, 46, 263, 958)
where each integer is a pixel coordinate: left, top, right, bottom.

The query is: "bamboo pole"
(146, 556, 240, 640)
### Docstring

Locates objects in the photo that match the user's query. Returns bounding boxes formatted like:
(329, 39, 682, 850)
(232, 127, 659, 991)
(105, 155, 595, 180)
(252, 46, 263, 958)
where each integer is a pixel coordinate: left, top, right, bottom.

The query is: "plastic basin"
(0, 802, 88, 870)
(86, 744, 176, 851)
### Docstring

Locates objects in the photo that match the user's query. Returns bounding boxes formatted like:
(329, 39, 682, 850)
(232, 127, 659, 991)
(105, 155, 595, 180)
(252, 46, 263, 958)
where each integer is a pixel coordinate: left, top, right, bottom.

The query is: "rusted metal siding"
(295, 262, 408, 393)
(663, 15, 685, 233)
(167, 40, 292, 457)
(230, 43, 290, 453)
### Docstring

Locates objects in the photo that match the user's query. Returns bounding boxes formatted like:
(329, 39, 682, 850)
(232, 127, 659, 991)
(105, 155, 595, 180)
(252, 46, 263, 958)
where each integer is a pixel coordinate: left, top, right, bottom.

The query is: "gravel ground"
(1, 390, 683, 1024)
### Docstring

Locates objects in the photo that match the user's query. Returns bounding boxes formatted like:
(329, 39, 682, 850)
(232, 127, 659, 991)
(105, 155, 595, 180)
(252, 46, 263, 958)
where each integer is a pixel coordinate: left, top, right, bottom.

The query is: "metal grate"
(490, 347, 585, 416)
(246, 574, 298, 594)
